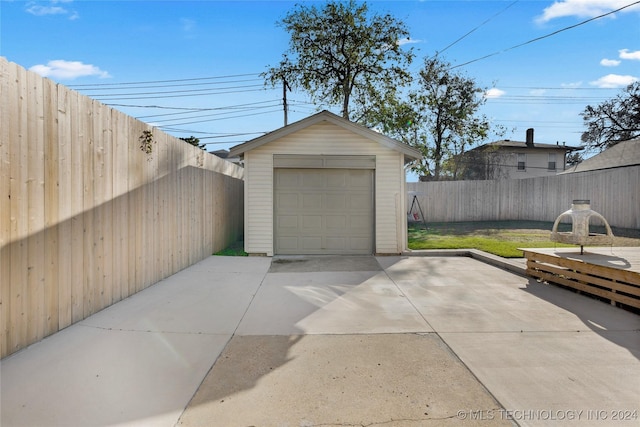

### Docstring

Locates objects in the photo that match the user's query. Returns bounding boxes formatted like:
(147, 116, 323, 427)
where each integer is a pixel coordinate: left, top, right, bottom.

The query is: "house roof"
(560, 138, 640, 174)
(228, 110, 422, 162)
(473, 139, 583, 152)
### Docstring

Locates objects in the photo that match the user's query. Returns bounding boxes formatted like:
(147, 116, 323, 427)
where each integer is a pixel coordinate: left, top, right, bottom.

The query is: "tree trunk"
(342, 91, 350, 120)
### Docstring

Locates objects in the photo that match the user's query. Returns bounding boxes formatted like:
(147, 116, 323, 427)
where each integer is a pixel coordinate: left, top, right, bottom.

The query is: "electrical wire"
(452, 0, 640, 69)
(155, 108, 283, 128)
(70, 78, 263, 91)
(136, 100, 281, 119)
(88, 83, 266, 98)
(67, 73, 261, 87)
(436, 0, 519, 56)
(153, 103, 282, 125)
(92, 86, 272, 101)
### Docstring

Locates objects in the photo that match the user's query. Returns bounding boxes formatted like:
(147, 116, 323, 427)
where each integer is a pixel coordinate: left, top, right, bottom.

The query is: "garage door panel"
(276, 169, 302, 188)
(277, 193, 299, 209)
(349, 215, 371, 229)
(302, 215, 322, 229)
(301, 237, 323, 251)
(350, 237, 372, 250)
(326, 215, 347, 230)
(349, 194, 372, 209)
(277, 237, 299, 251)
(302, 194, 323, 209)
(349, 170, 373, 188)
(302, 171, 325, 188)
(326, 171, 348, 187)
(326, 194, 346, 210)
(277, 215, 299, 229)
(275, 168, 373, 255)
(325, 237, 347, 250)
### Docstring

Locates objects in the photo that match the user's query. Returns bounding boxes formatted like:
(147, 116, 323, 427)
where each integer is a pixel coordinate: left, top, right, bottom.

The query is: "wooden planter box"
(522, 248, 640, 311)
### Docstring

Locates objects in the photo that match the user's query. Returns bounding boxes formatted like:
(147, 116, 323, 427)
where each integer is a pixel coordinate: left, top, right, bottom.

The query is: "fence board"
(26, 68, 46, 344)
(43, 76, 59, 337)
(69, 88, 84, 324)
(10, 63, 29, 355)
(56, 83, 72, 329)
(0, 57, 11, 355)
(81, 94, 96, 318)
(112, 110, 129, 304)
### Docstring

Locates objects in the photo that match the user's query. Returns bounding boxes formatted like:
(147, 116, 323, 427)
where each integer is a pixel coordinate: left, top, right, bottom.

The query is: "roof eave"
(228, 110, 421, 161)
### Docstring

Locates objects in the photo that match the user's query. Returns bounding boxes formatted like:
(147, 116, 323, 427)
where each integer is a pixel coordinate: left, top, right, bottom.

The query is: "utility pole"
(282, 77, 289, 126)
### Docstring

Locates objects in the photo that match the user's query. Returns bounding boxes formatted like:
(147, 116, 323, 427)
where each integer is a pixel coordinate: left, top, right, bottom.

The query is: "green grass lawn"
(409, 221, 579, 258)
(215, 221, 639, 258)
(214, 240, 248, 256)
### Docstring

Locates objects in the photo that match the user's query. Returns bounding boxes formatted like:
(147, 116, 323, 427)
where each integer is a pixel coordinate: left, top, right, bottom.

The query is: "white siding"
(497, 149, 568, 179)
(244, 121, 407, 255)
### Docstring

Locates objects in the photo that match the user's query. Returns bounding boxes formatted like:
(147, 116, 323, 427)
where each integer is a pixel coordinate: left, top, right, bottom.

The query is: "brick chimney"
(526, 128, 534, 147)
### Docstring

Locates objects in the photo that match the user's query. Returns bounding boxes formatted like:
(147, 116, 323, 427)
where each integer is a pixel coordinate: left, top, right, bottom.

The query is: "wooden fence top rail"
(520, 247, 640, 275)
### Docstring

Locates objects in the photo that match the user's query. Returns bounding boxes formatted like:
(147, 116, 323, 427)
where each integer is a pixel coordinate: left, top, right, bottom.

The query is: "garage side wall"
(244, 121, 407, 256)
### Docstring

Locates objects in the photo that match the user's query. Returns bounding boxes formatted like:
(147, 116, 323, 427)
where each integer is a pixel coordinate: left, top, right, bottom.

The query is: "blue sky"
(1, 0, 639, 179)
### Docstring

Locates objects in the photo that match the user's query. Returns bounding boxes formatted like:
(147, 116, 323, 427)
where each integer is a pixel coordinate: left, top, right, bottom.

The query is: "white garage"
(228, 111, 421, 256)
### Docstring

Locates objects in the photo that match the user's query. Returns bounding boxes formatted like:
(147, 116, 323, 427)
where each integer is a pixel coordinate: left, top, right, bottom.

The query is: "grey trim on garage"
(273, 154, 376, 169)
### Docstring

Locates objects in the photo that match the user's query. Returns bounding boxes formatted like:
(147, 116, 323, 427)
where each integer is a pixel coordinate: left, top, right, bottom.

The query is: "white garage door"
(274, 168, 374, 255)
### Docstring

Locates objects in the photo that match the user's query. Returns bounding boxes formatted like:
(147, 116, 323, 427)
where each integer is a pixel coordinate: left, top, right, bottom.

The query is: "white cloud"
(561, 81, 583, 88)
(530, 89, 547, 96)
(485, 88, 506, 99)
(536, 0, 640, 23)
(29, 60, 111, 80)
(590, 73, 638, 88)
(398, 38, 422, 46)
(619, 48, 640, 60)
(600, 58, 621, 66)
(25, 1, 78, 19)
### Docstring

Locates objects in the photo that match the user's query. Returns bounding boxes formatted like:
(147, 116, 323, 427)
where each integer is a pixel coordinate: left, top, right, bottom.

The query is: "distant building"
(461, 128, 583, 180)
(210, 149, 242, 165)
(560, 138, 639, 174)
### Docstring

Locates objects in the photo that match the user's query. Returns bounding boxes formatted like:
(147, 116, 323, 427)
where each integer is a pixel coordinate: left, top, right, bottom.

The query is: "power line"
(72, 77, 264, 91)
(452, 0, 640, 69)
(135, 99, 281, 119)
(153, 103, 282, 126)
(67, 73, 261, 87)
(88, 83, 266, 98)
(93, 86, 272, 101)
(497, 86, 620, 91)
(436, 0, 519, 56)
(155, 108, 282, 128)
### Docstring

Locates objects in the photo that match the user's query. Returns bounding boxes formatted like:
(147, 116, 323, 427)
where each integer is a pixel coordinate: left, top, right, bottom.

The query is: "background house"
(461, 128, 582, 180)
(560, 138, 639, 174)
(229, 111, 421, 256)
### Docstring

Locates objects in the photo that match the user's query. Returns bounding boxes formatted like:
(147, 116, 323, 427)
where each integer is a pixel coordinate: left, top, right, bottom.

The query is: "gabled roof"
(228, 110, 421, 161)
(560, 138, 640, 174)
(472, 139, 583, 152)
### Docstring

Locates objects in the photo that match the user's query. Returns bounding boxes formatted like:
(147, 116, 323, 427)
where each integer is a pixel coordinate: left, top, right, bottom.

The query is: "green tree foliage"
(404, 57, 491, 180)
(581, 81, 640, 151)
(264, 0, 413, 120)
(180, 136, 205, 150)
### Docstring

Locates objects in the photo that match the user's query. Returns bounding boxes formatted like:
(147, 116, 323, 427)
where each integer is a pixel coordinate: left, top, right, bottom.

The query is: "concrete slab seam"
(174, 263, 272, 426)
(381, 262, 519, 427)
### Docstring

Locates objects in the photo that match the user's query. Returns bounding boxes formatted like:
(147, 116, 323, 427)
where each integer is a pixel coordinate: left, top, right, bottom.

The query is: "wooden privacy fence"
(407, 166, 640, 230)
(0, 58, 244, 358)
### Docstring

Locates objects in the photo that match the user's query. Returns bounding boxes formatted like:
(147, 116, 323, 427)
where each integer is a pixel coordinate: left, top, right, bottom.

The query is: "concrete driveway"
(1, 255, 639, 426)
